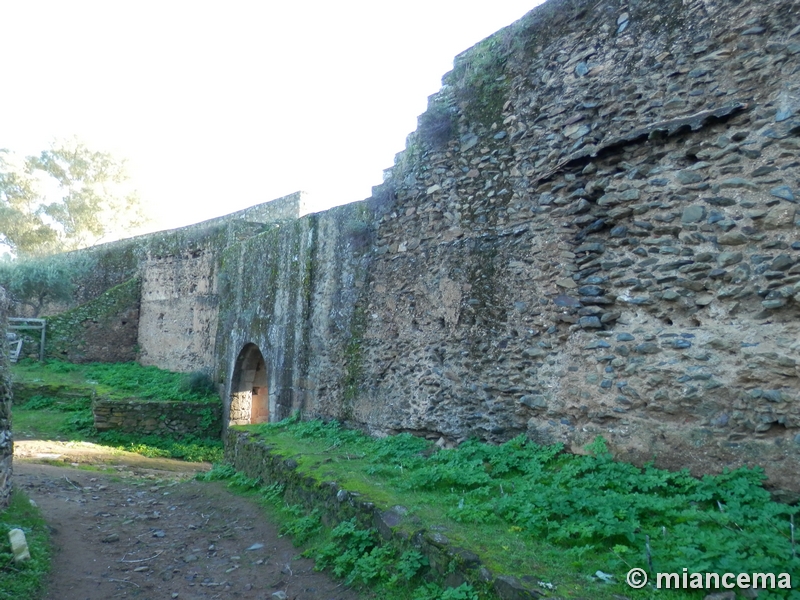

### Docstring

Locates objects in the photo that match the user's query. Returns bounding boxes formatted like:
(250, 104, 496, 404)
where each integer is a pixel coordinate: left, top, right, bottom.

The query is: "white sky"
(1, 0, 545, 233)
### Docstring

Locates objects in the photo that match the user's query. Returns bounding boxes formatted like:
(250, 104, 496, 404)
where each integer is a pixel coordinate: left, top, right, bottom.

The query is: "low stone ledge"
(93, 398, 222, 438)
(225, 429, 543, 599)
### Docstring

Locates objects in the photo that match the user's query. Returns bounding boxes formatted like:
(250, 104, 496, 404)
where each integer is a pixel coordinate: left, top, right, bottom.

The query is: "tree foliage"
(0, 138, 149, 256)
(0, 253, 95, 316)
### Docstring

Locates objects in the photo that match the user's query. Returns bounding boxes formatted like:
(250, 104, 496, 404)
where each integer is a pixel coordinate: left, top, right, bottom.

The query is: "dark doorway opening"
(229, 343, 269, 425)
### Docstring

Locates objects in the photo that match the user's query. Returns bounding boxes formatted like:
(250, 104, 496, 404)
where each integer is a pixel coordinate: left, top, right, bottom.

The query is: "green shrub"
(255, 419, 800, 582)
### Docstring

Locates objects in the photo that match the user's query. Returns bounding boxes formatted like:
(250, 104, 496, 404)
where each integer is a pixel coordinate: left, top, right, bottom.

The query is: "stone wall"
(0, 287, 12, 509)
(13, 0, 800, 495)
(210, 0, 800, 494)
(137, 250, 219, 372)
(214, 204, 372, 426)
(129, 192, 305, 373)
(8, 194, 304, 369)
(341, 0, 800, 493)
(45, 278, 141, 363)
(93, 398, 221, 438)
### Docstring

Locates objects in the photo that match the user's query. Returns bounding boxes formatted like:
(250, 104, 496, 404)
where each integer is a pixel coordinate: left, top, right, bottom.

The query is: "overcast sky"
(1, 0, 545, 232)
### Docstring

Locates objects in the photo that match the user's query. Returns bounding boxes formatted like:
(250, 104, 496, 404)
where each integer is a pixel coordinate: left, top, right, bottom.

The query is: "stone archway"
(229, 343, 269, 425)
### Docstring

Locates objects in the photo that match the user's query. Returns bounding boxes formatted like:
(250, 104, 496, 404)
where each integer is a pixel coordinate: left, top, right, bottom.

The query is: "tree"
(0, 138, 150, 256)
(0, 252, 95, 316)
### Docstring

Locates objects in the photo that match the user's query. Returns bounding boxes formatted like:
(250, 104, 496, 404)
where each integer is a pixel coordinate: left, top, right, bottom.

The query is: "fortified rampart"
(355, 0, 800, 495)
(33, 193, 303, 371)
(15, 0, 800, 495)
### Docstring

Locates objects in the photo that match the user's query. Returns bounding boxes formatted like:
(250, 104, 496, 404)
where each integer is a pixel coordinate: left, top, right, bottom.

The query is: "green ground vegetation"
(199, 464, 482, 600)
(226, 417, 799, 600)
(12, 359, 218, 402)
(0, 490, 52, 600)
(11, 360, 222, 462)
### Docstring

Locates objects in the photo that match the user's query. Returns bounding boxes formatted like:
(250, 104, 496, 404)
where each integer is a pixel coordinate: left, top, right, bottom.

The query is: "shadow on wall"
(229, 343, 269, 425)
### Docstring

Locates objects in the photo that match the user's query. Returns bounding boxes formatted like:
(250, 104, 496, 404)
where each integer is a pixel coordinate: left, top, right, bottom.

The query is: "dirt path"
(13, 442, 366, 600)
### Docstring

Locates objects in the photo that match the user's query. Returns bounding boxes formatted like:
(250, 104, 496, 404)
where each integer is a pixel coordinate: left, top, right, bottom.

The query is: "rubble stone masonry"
(0, 287, 12, 509)
(23, 0, 800, 497)
(346, 0, 800, 495)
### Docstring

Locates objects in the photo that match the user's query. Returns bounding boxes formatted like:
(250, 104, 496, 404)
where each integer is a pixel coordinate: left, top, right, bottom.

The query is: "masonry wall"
(215, 203, 372, 426)
(93, 398, 221, 438)
(124, 193, 305, 373)
(324, 0, 800, 494)
(210, 0, 800, 495)
(0, 287, 12, 509)
(45, 278, 140, 363)
(8, 194, 302, 368)
(15, 0, 800, 496)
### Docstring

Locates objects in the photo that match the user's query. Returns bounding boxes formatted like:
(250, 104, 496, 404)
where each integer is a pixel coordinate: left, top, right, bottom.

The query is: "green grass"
(13, 405, 223, 463)
(0, 490, 52, 600)
(226, 417, 800, 600)
(12, 360, 223, 463)
(12, 359, 218, 402)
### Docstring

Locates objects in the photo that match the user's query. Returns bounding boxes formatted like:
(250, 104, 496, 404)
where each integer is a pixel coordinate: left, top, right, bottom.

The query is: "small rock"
(595, 570, 614, 583)
(102, 533, 120, 543)
(635, 342, 661, 354)
(752, 166, 778, 177)
(520, 395, 547, 409)
(9, 529, 30, 563)
(704, 196, 736, 207)
(579, 316, 602, 329)
(719, 177, 757, 189)
(771, 254, 794, 270)
(771, 186, 795, 202)
(585, 340, 611, 349)
(695, 294, 714, 306)
(556, 278, 577, 289)
(718, 251, 743, 266)
(246, 543, 265, 551)
(682, 205, 706, 223)
(553, 295, 581, 308)
(762, 299, 787, 309)
(667, 339, 692, 349)
(578, 285, 604, 297)
(764, 204, 796, 229)
(718, 231, 747, 245)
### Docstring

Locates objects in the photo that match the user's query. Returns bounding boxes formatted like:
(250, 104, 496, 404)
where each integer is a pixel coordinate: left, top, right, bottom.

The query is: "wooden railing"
(7, 318, 46, 362)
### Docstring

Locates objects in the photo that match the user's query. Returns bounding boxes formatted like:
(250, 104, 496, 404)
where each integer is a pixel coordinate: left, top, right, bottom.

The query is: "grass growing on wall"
(44, 277, 141, 359)
(231, 417, 799, 599)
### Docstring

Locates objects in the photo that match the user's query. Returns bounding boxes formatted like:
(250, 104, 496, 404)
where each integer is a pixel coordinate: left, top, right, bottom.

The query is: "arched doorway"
(229, 343, 269, 425)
